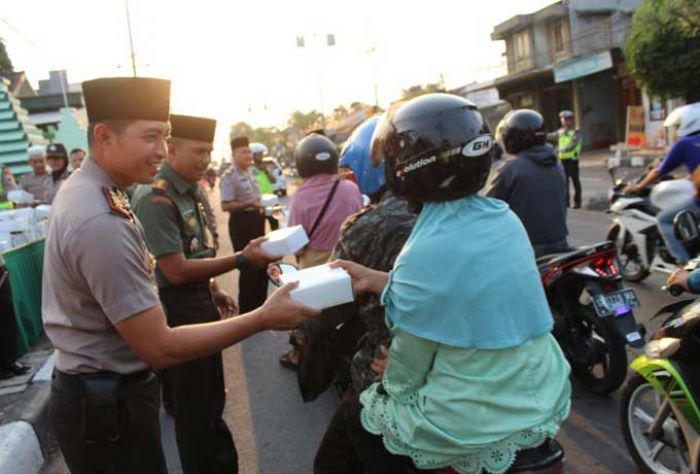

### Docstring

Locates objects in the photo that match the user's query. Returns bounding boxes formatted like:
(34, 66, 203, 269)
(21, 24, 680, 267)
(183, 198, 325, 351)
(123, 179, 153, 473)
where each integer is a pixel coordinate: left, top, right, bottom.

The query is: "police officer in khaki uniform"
(42, 77, 319, 474)
(220, 137, 268, 313)
(132, 114, 246, 473)
(19, 146, 53, 203)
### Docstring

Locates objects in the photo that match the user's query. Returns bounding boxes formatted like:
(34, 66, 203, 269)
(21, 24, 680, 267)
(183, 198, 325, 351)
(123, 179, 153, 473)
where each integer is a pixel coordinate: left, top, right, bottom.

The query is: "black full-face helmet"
(496, 109, 547, 155)
(294, 133, 339, 178)
(371, 93, 494, 202)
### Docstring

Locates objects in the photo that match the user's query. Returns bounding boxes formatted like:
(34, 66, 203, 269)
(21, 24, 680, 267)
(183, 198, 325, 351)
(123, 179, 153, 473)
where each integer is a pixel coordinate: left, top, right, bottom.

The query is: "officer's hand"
(329, 260, 388, 295)
(667, 269, 691, 291)
(259, 281, 320, 330)
(213, 289, 238, 319)
(242, 237, 281, 268)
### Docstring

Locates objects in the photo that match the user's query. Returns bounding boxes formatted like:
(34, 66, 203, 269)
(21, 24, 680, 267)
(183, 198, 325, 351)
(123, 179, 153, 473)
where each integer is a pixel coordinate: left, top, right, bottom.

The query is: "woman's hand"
(667, 268, 691, 291)
(330, 260, 388, 295)
(371, 345, 390, 381)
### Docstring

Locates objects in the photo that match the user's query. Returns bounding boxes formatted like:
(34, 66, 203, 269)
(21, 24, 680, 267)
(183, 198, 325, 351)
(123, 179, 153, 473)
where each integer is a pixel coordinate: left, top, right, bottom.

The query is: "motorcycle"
(607, 177, 694, 282)
(620, 210, 700, 474)
(537, 241, 645, 394)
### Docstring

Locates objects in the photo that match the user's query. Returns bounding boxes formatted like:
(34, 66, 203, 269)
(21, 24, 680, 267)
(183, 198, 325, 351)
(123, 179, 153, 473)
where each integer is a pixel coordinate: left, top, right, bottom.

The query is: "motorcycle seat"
(418, 439, 564, 473)
(537, 242, 616, 269)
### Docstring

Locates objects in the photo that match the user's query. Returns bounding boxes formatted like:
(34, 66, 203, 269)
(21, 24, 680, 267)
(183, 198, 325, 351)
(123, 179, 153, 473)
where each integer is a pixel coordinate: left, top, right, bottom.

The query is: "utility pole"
(125, 0, 137, 77)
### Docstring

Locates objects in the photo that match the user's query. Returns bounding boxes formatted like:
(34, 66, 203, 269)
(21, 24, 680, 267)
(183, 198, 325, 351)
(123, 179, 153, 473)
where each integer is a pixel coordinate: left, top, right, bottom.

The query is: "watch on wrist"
(235, 252, 249, 270)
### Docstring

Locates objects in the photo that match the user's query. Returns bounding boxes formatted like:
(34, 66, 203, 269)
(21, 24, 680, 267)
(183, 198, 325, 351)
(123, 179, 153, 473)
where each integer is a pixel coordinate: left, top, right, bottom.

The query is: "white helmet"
(664, 102, 700, 137)
(249, 142, 268, 155)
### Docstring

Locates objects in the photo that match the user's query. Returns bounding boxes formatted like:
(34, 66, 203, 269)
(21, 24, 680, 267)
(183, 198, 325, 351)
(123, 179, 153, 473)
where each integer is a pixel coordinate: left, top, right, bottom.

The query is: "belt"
(54, 368, 154, 386)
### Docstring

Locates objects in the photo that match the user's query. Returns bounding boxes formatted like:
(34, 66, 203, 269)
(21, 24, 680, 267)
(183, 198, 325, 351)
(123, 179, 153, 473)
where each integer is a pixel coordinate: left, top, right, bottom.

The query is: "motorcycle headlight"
(645, 337, 681, 359)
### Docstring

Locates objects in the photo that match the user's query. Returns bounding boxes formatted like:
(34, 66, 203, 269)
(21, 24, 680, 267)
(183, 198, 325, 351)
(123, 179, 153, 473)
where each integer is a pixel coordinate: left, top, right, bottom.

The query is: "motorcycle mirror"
(673, 211, 700, 243)
(267, 262, 299, 287)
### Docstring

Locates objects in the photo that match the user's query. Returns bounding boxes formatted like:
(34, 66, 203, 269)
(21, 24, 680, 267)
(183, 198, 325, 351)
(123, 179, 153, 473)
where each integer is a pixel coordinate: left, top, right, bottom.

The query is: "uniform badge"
(102, 186, 133, 220)
(153, 179, 168, 192)
(146, 252, 156, 276)
(189, 237, 199, 254)
(188, 216, 198, 230)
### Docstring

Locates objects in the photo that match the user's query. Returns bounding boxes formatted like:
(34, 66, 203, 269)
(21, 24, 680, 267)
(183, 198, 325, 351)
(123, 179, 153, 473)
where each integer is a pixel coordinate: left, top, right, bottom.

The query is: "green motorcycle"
(620, 211, 700, 474)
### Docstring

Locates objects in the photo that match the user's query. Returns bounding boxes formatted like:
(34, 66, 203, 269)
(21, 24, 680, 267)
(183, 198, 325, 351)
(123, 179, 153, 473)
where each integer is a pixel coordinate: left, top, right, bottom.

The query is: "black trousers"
(49, 369, 167, 474)
(562, 159, 582, 207)
(0, 269, 19, 368)
(159, 283, 238, 474)
(228, 211, 268, 314)
(314, 395, 416, 474)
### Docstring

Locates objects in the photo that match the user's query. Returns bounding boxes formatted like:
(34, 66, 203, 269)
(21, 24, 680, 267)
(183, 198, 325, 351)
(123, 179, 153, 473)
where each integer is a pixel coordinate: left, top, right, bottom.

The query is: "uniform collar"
(81, 157, 118, 188)
(160, 161, 196, 195)
(234, 163, 251, 176)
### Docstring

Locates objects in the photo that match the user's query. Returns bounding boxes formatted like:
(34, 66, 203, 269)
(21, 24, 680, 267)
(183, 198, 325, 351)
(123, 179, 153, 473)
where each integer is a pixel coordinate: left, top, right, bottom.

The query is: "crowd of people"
(0, 68, 686, 474)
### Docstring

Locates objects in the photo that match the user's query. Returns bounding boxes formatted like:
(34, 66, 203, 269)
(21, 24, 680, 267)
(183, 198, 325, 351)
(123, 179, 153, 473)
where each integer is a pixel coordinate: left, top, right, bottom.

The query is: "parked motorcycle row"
(559, 174, 700, 474)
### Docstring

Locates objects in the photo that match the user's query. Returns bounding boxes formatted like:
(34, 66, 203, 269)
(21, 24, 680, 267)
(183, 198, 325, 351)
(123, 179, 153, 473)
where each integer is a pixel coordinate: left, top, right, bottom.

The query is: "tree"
(626, 0, 700, 102)
(332, 105, 349, 121)
(287, 110, 324, 133)
(0, 39, 13, 73)
(229, 121, 254, 141)
(251, 126, 281, 149)
(400, 83, 445, 101)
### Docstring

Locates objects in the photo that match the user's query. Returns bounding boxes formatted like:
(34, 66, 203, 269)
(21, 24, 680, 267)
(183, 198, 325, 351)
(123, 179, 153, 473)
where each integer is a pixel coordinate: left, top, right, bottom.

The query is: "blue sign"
(554, 50, 613, 83)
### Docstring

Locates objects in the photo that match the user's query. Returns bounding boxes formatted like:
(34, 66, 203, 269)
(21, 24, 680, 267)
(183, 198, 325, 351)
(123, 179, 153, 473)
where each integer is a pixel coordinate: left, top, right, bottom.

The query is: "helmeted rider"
(486, 109, 569, 257)
(625, 102, 700, 265)
(314, 94, 571, 474)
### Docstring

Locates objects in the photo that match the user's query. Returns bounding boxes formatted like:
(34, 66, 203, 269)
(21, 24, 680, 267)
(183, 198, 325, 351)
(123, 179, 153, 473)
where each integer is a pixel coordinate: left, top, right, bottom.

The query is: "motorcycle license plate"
(592, 289, 640, 317)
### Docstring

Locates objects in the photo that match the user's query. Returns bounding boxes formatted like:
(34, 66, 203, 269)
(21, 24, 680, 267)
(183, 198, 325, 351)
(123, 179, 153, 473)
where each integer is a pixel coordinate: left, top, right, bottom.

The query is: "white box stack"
(261, 194, 279, 208)
(261, 225, 309, 256)
(280, 264, 354, 309)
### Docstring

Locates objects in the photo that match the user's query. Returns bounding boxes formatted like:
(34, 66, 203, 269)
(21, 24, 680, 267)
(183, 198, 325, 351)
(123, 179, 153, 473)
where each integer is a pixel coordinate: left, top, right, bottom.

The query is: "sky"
(1, 0, 553, 157)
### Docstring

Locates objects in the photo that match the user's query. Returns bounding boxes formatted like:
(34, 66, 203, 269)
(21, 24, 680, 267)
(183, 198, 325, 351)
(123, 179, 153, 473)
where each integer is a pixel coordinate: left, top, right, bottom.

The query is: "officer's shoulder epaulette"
(102, 186, 133, 220)
(152, 178, 168, 194)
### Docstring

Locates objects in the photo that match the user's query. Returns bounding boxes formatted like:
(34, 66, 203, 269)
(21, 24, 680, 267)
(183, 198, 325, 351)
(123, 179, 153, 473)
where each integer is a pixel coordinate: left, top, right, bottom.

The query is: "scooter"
(620, 210, 700, 474)
(537, 241, 645, 394)
(607, 177, 694, 282)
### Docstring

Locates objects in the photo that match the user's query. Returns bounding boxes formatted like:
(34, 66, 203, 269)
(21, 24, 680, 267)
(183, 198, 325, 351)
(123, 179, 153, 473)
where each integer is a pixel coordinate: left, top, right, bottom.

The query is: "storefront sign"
(554, 50, 613, 83)
(626, 106, 646, 148)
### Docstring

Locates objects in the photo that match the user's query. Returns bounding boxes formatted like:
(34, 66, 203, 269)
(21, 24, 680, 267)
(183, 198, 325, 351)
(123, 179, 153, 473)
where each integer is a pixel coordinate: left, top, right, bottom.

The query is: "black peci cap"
(170, 114, 217, 143)
(82, 77, 171, 123)
(230, 136, 249, 150)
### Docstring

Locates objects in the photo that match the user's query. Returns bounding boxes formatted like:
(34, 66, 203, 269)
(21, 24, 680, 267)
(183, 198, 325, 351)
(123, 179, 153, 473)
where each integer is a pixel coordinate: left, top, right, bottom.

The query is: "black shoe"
(573, 204, 581, 209)
(6, 362, 30, 375)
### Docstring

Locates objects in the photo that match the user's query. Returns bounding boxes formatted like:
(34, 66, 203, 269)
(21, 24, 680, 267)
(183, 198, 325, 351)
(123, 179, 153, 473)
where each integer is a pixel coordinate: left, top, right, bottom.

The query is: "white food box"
(34, 205, 52, 220)
(7, 190, 34, 204)
(279, 264, 354, 310)
(261, 194, 279, 208)
(261, 225, 309, 256)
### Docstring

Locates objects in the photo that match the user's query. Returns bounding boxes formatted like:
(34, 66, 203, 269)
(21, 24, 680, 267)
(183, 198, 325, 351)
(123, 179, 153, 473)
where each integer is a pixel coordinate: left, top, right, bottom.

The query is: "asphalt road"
(45, 168, 675, 474)
(205, 196, 677, 474)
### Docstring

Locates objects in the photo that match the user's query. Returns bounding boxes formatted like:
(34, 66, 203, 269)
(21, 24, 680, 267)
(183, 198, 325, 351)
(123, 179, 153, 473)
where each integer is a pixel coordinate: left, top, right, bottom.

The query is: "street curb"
(0, 355, 55, 473)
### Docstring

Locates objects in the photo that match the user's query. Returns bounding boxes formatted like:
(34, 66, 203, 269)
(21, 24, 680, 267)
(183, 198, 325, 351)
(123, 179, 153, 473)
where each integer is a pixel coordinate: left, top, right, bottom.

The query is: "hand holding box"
(279, 264, 354, 310)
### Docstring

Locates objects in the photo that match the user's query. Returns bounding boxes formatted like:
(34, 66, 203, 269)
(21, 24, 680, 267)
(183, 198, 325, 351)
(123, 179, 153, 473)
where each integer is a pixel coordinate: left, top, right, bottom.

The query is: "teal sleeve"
(133, 194, 183, 258)
(382, 327, 439, 402)
(687, 269, 700, 294)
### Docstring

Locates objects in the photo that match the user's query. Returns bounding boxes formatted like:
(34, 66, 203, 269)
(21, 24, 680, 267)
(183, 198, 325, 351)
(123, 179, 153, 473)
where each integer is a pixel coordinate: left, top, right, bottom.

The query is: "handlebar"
(663, 284, 686, 297)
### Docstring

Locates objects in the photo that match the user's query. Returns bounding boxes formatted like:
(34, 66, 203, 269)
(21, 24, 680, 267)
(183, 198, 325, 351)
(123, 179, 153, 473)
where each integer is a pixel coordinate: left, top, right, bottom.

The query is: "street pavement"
(44, 163, 677, 473)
